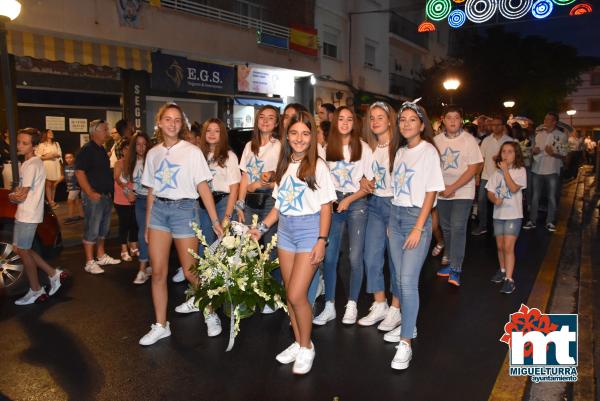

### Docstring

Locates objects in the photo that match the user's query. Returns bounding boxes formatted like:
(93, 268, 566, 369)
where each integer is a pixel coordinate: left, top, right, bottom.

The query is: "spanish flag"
(290, 24, 318, 57)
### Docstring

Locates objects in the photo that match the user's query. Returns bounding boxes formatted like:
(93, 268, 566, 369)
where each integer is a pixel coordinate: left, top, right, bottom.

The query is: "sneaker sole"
(342, 319, 357, 325)
(139, 331, 171, 346)
(391, 359, 411, 370)
(207, 329, 222, 337)
(437, 272, 450, 277)
(358, 317, 386, 326)
(378, 322, 401, 332)
(85, 269, 104, 274)
(448, 279, 460, 287)
(175, 308, 200, 314)
(490, 279, 504, 284)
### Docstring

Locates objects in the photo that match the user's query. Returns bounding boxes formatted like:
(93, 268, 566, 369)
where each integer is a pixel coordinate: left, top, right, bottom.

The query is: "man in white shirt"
(473, 115, 514, 235)
(523, 112, 567, 232)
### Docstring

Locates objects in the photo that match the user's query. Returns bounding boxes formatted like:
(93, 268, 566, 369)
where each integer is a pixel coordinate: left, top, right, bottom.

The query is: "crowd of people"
(6, 98, 589, 375)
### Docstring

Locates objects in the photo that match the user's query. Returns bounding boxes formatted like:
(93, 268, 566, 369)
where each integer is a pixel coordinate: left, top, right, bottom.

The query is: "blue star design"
(495, 179, 512, 200)
(393, 162, 415, 197)
(277, 176, 306, 213)
(246, 156, 265, 182)
(373, 160, 387, 190)
(154, 159, 181, 192)
(440, 147, 460, 170)
(331, 160, 355, 189)
(133, 168, 144, 193)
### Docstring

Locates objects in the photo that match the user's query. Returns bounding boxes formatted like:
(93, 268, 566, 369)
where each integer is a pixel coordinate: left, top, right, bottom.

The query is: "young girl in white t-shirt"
(313, 106, 374, 326)
(250, 111, 336, 375)
(388, 102, 445, 370)
(139, 103, 224, 346)
(486, 141, 527, 295)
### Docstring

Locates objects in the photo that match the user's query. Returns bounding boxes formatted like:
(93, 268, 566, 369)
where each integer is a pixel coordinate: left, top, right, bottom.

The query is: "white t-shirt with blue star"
(391, 141, 445, 208)
(326, 141, 374, 194)
(239, 139, 281, 184)
(273, 160, 337, 216)
(485, 167, 527, 220)
(434, 131, 483, 200)
(133, 158, 148, 196)
(141, 140, 212, 200)
(371, 146, 393, 198)
(207, 150, 241, 193)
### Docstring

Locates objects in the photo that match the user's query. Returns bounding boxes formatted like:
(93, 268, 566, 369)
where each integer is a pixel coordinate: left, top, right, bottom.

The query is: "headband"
(398, 97, 424, 120)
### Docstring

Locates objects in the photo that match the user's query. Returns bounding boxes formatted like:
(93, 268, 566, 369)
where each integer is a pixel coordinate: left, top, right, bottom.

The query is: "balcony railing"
(147, 0, 290, 46)
(389, 14, 428, 49)
(389, 73, 419, 98)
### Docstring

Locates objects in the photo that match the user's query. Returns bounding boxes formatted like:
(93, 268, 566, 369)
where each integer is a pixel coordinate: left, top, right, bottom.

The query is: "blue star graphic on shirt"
(154, 159, 181, 192)
(440, 147, 460, 170)
(277, 176, 306, 213)
(133, 168, 144, 193)
(495, 179, 512, 200)
(246, 157, 265, 182)
(373, 160, 387, 190)
(393, 162, 415, 197)
(331, 160, 355, 189)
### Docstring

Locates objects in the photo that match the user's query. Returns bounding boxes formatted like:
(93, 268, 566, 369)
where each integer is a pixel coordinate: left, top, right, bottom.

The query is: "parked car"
(0, 188, 62, 296)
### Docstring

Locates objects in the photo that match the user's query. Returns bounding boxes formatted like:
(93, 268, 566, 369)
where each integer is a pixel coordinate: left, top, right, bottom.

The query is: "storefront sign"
(237, 65, 294, 97)
(151, 53, 235, 95)
(45, 116, 65, 131)
(123, 70, 148, 132)
(69, 118, 88, 132)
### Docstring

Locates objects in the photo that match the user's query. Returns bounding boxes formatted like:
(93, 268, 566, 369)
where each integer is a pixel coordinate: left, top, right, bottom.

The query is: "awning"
(234, 97, 284, 107)
(7, 30, 151, 72)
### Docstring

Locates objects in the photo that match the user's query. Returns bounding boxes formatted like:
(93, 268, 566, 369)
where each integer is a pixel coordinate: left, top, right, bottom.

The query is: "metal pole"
(0, 18, 18, 189)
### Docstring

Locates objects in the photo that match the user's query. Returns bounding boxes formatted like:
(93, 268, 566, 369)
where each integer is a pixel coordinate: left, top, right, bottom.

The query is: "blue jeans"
(477, 179, 489, 230)
(530, 173, 559, 224)
(436, 199, 472, 271)
(388, 206, 432, 339)
(199, 195, 230, 255)
(82, 192, 113, 244)
(364, 195, 399, 298)
(135, 195, 149, 263)
(322, 195, 367, 302)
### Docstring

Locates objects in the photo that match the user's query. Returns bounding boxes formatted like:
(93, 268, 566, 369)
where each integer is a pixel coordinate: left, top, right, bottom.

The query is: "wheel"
(0, 234, 26, 296)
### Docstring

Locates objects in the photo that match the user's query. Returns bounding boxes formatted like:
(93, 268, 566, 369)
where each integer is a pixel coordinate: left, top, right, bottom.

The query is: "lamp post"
(443, 78, 460, 104)
(0, 0, 21, 189)
(566, 109, 576, 128)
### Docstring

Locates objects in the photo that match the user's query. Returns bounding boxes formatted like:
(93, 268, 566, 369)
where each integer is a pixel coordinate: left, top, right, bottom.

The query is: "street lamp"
(503, 100, 516, 108)
(443, 78, 460, 104)
(0, 0, 21, 189)
(566, 109, 576, 127)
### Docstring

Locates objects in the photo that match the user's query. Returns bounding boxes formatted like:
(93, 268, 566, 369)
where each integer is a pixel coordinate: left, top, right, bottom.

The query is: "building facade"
(560, 67, 600, 139)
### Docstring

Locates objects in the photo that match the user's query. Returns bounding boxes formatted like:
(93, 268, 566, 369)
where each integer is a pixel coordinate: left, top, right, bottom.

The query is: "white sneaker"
(377, 306, 402, 332)
(15, 288, 48, 305)
(84, 260, 104, 274)
(133, 270, 149, 285)
(205, 312, 222, 337)
(139, 322, 171, 346)
(383, 325, 418, 343)
(175, 297, 200, 314)
(358, 301, 389, 326)
(172, 267, 185, 283)
(313, 301, 336, 325)
(342, 300, 358, 325)
(316, 276, 325, 297)
(391, 340, 412, 370)
(145, 266, 153, 276)
(292, 345, 316, 375)
(276, 341, 301, 364)
(48, 268, 66, 296)
(261, 304, 279, 314)
(96, 253, 121, 266)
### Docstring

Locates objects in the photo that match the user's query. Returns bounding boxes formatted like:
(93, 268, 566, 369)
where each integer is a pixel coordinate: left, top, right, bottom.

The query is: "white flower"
(222, 235, 237, 249)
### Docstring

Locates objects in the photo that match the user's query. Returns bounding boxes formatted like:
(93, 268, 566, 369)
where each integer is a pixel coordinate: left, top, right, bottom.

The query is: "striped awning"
(7, 30, 151, 72)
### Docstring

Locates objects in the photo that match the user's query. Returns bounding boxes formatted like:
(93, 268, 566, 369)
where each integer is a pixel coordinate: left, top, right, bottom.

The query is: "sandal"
(432, 243, 445, 257)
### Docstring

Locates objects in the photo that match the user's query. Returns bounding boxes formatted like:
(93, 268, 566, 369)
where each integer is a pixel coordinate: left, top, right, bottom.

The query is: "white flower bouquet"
(188, 218, 286, 350)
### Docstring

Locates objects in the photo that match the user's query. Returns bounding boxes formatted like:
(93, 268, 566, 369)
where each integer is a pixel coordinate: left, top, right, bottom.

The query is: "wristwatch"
(317, 236, 329, 246)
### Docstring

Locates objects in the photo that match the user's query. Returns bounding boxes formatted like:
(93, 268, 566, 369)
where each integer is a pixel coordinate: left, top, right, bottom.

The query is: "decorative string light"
(499, 0, 533, 19)
(551, 0, 575, 5)
(448, 9, 467, 27)
(532, 0, 553, 18)
(569, 3, 592, 15)
(465, 0, 498, 23)
(417, 21, 437, 32)
(453, 0, 466, 3)
(426, 0, 453, 21)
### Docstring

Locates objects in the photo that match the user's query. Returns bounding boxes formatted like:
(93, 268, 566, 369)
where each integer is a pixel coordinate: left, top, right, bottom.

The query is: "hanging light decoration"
(499, 0, 533, 19)
(417, 21, 437, 32)
(551, 0, 575, 5)
(453, 0, 466, 3)
(569, 3, 592, 15)
(465, 0, 498, 23)
(448, 9, 467, 27)
(532, 0, 553, 18)
(426, 0, 453, 21)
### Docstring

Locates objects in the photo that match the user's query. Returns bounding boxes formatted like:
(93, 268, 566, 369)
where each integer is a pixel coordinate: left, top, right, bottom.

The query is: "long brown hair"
(199, 118, 230, 168)
(393, 104, 435, 150)
(251, 105, 280, 155)
(40, 129, 55, 144)
(274, 111, 319, 190)
(153, 103, 189, 143)
(366, 102, 398, 173)
(326, 106, 362, 162)
(496, 141, 525, 169)
(123, 132, 151, 181)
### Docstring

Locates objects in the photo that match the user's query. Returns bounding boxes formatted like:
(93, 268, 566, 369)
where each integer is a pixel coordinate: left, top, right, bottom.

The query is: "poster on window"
(45, 116, 65, 131)
(69, 118, 88, 133)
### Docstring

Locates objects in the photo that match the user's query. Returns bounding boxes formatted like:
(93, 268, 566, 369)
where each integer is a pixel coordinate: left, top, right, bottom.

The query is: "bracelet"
(412, 226, 425, 233)
(257, 222, 269, 234)
(212, 219, 220, 227)
(235, 200, 245, 211)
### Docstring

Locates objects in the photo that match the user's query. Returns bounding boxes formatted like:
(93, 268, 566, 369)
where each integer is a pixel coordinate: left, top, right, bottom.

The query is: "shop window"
(365, 39, 377, 68)
(235, 0, 264, 20)
(323, 29, 339, 59)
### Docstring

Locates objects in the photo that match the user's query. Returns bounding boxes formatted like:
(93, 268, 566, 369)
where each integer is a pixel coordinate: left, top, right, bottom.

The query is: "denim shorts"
(13, 221, 38, 250)
(493, 218, 522, 237)
(82, 192, 113, 244)
(149, 198, 200, 239)
(277, 212, 320, 253)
